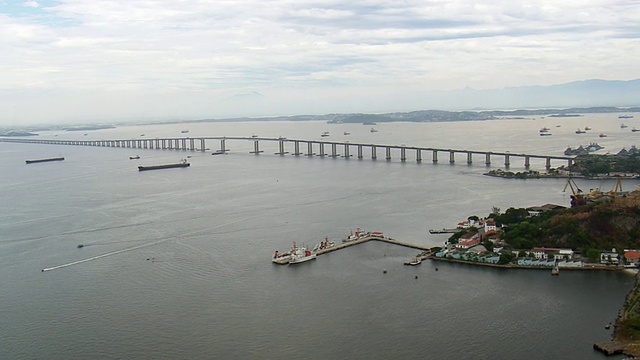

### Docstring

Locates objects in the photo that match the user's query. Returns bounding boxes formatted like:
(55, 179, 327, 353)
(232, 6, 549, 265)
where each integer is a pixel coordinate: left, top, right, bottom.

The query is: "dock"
(429, 228, 462, 234)
(315, 235, 431, 256)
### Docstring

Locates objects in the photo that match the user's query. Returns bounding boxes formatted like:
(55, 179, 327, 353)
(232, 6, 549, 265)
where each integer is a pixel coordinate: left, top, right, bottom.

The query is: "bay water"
(1, 114, 639, 359)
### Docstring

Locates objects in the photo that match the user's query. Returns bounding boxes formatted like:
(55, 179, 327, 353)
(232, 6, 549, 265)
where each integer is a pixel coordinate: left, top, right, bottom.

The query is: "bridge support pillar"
(357, 145, 363, 159)
(485, 153, 491, 166)
(466, 152, 472, 164)
(400, 147, 406, 162)
(504, 154, 510, 167)
(275, 139, 288, 155)
(416, 149, 422, 162)
(318, 143, 325, 157)
(371, 146, 377, 160)
(218, 139, 229, 154)
(293, 141, 301, 155)
(250, 140, 263, 154)
(449, 151, 455, 163)
(330, 143, 339, 158)
(524, 156, 530, 168)
(546, 157, 551, 170)
(200, 139, 205, 152)
(386, 147, 391, 161)
(432, 151, 438, 163)
(189, 139, 195, 151)
(181, 139, 187, 150)
(343, 144, 350, 158)
(306, 142, 315, 156)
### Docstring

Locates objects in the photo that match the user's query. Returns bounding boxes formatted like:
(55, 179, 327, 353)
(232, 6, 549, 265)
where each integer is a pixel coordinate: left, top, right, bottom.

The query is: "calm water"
(1, 114, 639, 359)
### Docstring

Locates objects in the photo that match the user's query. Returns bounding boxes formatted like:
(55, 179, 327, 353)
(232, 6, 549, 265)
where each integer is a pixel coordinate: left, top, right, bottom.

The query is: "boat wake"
(41, 238, 170, 272)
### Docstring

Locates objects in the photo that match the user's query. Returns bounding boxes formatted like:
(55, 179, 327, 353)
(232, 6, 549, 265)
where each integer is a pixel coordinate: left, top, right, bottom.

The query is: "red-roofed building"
(624, 250, 640, 266)
(455, 231, 480, 249)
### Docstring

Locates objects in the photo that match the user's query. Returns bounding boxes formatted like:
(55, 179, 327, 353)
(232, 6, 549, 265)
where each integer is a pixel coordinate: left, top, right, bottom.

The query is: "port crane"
(563, 178, 586, 207)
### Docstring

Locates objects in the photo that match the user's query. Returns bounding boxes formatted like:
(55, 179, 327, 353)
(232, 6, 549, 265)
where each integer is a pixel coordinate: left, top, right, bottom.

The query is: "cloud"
(1, 0, 639, 124)
(21, 1, 40, 8)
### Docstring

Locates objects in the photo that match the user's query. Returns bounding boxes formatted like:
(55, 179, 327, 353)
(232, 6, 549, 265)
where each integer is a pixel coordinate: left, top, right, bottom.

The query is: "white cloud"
(21, 1, 40, 8)
(1, 0, 639, 125)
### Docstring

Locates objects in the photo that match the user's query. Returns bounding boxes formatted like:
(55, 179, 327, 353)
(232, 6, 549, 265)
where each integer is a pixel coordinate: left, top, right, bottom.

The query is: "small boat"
(551, 265, 559, 275)
(405, 257, 422, 266)
(77, 244, 84, 249)
(539, 127, 550, 133)
(599, 133, 607, 138)
(211, 151, 226, 155)
(621, 124, 629, 129)
(288, 242, 316, 264)
(585, 126, 591, 131)
(539, 133, 552, 136)
(25, 156, 65, 164)
(370, 128, 378, 133)
(343, 131, 351, 135)
(272, 250, 291, 265)
(605, 322, 612, 329)
(619, 115, 634, 119)
(575, 129, 586, 134)
(251, 134, 258, 138)
(181, 130, 189, 133)
(140, 134, 145, 137)
(129, 155, 140, 160)
(321, 131, 330, 137)
(633, 128, 640, 133)
(138, 159, 190, 171)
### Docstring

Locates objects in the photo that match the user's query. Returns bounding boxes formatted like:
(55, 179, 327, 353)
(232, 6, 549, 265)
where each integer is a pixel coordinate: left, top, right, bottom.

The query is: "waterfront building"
(601, 249, 620, 265)
(624, 250, 640, 266)
(531, 247, 574, 260)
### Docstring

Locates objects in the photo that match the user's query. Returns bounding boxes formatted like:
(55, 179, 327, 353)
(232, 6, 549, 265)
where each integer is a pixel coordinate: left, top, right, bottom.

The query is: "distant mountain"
(185, 79, 640, 124)
(436, 78, 640, 110)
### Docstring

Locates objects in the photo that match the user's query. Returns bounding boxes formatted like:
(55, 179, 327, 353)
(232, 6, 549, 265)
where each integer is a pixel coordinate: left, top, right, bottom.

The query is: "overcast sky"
(1, 0, 639, 125)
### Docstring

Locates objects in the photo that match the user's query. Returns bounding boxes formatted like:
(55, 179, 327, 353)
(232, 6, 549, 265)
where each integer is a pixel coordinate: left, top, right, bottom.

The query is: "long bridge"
(0, 136, 574, 169)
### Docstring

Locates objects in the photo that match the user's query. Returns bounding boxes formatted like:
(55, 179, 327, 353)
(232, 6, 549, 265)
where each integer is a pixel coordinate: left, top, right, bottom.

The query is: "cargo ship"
(138, 159, 190, 171)
(25, 156, 65, 164)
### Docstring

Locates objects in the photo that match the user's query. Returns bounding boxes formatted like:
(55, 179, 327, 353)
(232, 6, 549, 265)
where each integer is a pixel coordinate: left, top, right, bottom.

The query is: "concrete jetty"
(315, 235, 431, 256)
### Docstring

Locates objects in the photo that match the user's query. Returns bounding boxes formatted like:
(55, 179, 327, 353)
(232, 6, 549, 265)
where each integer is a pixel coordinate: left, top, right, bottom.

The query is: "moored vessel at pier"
(288, 242, 316, 264)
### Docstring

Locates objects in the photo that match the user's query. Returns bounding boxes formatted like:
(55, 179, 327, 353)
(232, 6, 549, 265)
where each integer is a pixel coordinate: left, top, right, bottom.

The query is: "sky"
(1, 0, 639, 125)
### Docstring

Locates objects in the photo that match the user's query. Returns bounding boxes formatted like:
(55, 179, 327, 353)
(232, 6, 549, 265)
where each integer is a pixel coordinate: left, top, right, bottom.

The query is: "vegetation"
(570, 154, 640, 177)
(489, 192, 640, 255)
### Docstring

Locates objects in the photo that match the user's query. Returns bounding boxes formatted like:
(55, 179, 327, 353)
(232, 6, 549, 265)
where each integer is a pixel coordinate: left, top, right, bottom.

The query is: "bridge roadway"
(0, 135, 574, 168)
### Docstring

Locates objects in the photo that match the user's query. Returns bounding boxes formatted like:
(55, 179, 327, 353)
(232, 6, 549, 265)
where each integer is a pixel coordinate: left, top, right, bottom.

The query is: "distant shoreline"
(483, 172, 640, 180)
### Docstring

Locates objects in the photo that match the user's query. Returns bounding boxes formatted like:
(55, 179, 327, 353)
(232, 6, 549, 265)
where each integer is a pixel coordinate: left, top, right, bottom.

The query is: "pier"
(1, 136, 575, 169)
(315, 235, 431, 256)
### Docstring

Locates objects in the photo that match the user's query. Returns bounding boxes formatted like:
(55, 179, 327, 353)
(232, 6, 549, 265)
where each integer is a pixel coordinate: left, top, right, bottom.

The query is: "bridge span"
(0, 136, 574, 169)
